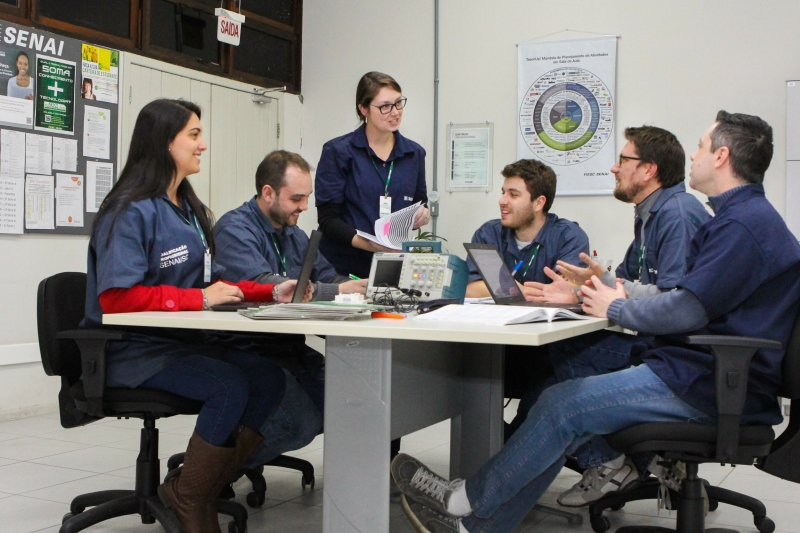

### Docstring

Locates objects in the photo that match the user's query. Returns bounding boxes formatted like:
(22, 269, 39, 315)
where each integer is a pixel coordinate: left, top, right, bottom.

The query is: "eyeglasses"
(372, 97, 407, 115)
(618, 154, 642, 165)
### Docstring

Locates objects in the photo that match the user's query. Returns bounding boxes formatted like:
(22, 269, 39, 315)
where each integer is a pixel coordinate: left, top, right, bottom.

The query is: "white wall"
(298, 0, 800, 262)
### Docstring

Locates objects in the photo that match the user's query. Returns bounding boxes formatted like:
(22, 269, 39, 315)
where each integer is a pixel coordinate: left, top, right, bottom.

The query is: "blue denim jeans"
(547, 330, 649, 468)
(140, 348, 286, 446)
(460, 364, 712, 533)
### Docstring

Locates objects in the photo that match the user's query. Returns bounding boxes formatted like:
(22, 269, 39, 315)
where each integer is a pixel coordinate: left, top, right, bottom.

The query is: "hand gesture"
(204, 281, 244, 306)
(556, 253, 608, 287)
(522, 266, 579, 303)
(413, 206, 431, 229)
(580, 275, 627, 318)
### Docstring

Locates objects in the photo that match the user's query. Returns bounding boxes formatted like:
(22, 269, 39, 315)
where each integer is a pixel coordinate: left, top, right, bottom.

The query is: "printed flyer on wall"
(81, 44, 119, 104)
(0, 45, 34, 128)
(35, 55, 76, 135)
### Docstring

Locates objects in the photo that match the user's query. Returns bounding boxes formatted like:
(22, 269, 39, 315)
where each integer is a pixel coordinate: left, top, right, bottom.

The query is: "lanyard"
(369, 155, 393, 196)
(638, 244, 646, 280)
(269, 233, 289, 277)
(517, 243, 541, 280)
(164, 199, 208, 253)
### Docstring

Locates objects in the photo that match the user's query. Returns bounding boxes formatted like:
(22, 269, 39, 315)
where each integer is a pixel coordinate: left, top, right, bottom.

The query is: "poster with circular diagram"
(518, 37, 617, 195)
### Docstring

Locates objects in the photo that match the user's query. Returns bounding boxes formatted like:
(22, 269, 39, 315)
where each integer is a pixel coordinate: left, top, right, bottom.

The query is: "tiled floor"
(0, 403, 797, 533)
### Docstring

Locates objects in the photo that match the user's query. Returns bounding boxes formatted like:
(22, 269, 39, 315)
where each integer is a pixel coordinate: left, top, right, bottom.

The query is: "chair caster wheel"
(708, 498, 719, 512)
(609, 502, 625, 511)
(228, 521, 247, 533)
(590, 515, 611, 533)
(755, 516, 775, 533)
(302, 475, 315, 489)
(246, 491, 265, 508)
(219, 483, 236, 500)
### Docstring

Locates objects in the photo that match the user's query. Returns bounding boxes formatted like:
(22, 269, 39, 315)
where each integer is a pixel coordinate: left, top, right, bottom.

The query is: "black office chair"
(586, 312, 800, 533)
(37, 272, 249, 533)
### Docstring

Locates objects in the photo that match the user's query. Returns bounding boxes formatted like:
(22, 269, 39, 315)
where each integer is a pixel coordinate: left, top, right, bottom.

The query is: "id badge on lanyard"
(204, 251, 212, 283)
(379, 196, 392, 217)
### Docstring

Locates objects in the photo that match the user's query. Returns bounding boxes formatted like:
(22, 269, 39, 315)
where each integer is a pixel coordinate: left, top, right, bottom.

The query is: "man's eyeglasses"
(618, 154, 642, 165)
(372, 97, 407, 115)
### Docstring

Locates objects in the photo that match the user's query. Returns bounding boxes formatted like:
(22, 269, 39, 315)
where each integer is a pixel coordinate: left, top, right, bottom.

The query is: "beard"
(500, 206, 537, 230)
(268, 204, 299, 227)
(613, 180, 645, 203)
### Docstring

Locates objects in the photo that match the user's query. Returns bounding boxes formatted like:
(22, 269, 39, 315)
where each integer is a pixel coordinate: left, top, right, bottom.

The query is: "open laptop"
(212, 230, 323, 311)
(464, 243, 584, 313)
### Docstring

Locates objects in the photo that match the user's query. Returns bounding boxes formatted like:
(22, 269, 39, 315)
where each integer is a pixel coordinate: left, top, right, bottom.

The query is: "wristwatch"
(201, 288, 210, 310)
(272, 285, 280, 302)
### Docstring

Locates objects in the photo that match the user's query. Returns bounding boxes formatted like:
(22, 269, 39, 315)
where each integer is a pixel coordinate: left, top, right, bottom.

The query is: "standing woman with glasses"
(315, 71, 430, 279)
(83, 98, 304, 532)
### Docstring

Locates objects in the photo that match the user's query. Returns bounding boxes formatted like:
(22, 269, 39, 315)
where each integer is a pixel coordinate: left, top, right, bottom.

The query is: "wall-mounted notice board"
(0, 19, 119, 236)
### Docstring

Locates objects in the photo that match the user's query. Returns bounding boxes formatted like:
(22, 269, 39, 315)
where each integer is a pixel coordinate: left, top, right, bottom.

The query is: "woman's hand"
(351, 234, 395, 253)
(204, 281, 244, 306)
(413, 206, 431, 229)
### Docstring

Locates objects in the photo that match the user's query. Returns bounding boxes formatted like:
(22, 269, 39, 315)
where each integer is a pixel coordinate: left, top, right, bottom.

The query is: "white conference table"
(104, 310, 609, 532)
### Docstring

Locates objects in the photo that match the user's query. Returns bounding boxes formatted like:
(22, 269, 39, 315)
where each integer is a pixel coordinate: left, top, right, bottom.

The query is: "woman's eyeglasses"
(372, 97, 408, 114)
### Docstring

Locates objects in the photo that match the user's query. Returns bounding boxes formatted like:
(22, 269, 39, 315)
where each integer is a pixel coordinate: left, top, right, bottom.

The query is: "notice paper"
(0, 176, 23, 234)
(83, 105, 110, 159)
(86, 161, 113, 212)
(0, 129, 26, 178)
(56, 173, 83, 227)
(25, 174, 54, 230)
(0, 96, 34, 129)
(52, 137, 78, 171)
(25, 133, 52, 174)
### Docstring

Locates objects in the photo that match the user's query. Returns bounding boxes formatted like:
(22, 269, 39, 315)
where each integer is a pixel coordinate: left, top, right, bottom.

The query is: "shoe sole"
(156, 485, 185, 533)
(557, 478, 642, 508)
(401, 494, 433, 533)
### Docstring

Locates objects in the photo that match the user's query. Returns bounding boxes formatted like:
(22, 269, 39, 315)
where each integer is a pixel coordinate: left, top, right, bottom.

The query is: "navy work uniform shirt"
(214, 197, 343, 284)
(467, 214, 589, 285)
(641, 184, 800, 424)
(315, 125, 427, 277)
(82, 195, 225, 388)
(617, 182, 710, 288)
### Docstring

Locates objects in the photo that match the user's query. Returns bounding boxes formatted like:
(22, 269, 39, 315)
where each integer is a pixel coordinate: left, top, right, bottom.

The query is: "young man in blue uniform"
(213, 150, 366, 478)
(391, 111, 800, 533)
(463, 158, 589, 441)
(516, 127, 711, 504)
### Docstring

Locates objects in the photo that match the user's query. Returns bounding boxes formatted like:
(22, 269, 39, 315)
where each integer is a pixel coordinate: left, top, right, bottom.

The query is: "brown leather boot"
(206, 426, 265, 531)
(158, 430, 235, 533)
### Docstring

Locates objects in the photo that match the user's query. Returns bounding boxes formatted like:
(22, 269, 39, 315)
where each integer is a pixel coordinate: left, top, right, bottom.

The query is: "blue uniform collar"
(502, 212, 557, 252)
(246, 196, 298, 238)
(350, 124, 415, 160)
(707, 183, 762, 214)
(650, 182, 687, 213)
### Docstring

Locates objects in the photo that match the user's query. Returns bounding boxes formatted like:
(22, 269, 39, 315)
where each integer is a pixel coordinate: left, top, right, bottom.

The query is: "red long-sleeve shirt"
(98, 280, 275, 313)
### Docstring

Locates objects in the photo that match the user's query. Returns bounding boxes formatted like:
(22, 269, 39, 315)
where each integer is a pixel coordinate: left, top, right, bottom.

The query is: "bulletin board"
(0, 20, 120, 236)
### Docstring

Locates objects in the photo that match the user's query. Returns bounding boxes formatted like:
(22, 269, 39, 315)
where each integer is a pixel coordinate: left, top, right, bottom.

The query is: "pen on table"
(371, 311, 406, 319)
(349, 274, 361, 280)
(510, 260, 524, 277)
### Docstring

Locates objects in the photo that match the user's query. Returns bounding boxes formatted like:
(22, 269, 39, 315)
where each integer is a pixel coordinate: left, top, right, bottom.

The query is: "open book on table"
(414, 304, 589, 326)
(356, 202, 422, 250)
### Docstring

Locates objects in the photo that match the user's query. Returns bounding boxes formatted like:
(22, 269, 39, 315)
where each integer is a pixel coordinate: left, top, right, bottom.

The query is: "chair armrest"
(57, 329, 130, 417)
(685, 334, 783, 462)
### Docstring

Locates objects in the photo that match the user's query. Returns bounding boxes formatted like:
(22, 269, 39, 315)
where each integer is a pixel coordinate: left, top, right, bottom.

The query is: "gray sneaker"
(391, 453, 462, 516)
(649, 458, 709, 516)
(401, 494, 460, 533)
(557, 456, 639, 507)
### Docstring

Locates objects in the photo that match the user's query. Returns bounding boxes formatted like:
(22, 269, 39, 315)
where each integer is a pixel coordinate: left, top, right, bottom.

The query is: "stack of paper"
(414, 304, 588, 325)
(356, 202, 422, 250)
(239, 303, 371, 321)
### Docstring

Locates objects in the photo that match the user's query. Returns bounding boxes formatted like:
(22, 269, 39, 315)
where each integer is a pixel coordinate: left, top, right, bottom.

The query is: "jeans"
(140, 348, 286, 446)
(548, 330, 648, 468)
(460, 364, 712, 533)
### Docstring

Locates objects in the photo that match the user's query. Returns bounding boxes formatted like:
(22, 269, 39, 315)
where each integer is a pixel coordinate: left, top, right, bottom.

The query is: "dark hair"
(710, 110, 773, 184)
(501, 159, 557, 213)
(355, 71, 402, 123)
(255, 150, 312, 195)
(12, 51, 29, 76)
(94, 99, 216, 254)
(624, 126, 685, 188)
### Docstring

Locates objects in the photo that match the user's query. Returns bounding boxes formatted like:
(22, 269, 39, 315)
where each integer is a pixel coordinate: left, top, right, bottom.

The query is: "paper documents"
(356, 201, 422, 250)
(239, 303, 370, 321)
(414, 304, 587, 326)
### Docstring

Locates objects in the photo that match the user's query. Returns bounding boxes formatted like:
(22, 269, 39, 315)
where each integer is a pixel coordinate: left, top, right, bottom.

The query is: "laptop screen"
(466, 246, 523, 300)
(292, 230, 323, 303)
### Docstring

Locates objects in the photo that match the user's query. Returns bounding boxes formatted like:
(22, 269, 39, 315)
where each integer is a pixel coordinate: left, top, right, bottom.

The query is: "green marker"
(349, 274, 361, 281)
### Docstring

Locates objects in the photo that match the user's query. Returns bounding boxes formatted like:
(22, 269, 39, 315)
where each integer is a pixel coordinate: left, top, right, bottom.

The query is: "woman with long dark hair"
(83, 98, 296, 532)
(6, 51, 33, 100)
(315, 71, 430, 278)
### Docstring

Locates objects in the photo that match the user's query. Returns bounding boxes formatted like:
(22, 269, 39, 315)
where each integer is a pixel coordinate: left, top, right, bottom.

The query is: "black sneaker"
(401, 494, 460, 533)
(391, 453, 462, 517)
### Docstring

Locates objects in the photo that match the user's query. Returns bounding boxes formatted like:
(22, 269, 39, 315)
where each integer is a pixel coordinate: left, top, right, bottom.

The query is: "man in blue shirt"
(213, 150, 366, 480)
(465, 158, 589, 298)
(391, 112, 800, 533)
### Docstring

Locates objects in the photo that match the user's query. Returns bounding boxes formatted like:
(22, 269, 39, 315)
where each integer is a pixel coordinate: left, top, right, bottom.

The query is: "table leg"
(450, 343, 504, 479)
(323, 336, 392, 533)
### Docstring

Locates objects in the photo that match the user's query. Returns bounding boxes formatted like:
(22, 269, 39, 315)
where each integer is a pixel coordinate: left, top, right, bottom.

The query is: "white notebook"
(356, 202, 422, 250)
(414, 304, 588, 326)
